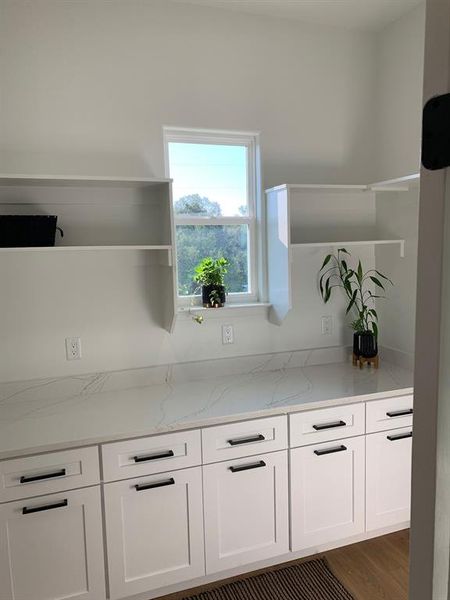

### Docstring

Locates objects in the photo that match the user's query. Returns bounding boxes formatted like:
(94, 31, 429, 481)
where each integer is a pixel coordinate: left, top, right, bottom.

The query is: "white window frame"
(163, 127, 262, 306)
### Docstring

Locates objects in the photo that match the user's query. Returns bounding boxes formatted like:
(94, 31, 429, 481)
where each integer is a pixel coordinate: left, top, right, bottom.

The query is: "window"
(164, 128, 260, 303)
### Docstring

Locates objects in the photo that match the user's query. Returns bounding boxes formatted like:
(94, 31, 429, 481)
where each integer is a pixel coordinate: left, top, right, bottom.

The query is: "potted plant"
(194, 257, 228, 307)
(318, 248, 393, 362)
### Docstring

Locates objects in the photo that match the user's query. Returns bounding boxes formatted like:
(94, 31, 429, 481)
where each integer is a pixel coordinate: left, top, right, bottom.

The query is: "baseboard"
(121, 522, 409, 600)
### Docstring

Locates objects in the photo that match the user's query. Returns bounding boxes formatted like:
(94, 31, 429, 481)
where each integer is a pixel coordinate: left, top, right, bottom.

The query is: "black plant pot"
(353, 331, 378, 359)
(202, 284, 226, 307)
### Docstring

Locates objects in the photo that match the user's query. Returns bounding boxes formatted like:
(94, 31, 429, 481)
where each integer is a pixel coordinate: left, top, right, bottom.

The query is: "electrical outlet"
(65, 337, 82, 360)
(321, 316, 333, 335)
(222, 324, 234, 345)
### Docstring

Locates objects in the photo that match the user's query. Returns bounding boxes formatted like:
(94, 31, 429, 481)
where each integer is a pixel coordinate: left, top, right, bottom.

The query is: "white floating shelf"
(0, 245, 172, 252)
(368, 173, 420, 192)
(0, 174, 172, 187)
(291, 239, 405, 257)
(266, 183, 367, 194)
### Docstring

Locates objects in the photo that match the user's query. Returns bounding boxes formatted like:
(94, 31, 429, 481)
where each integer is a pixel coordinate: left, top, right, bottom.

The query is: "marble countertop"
(0, 350, 413, 460)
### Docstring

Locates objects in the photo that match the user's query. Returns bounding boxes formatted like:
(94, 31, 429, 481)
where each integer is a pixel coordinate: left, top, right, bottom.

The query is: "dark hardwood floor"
(157, 530, 409, 600)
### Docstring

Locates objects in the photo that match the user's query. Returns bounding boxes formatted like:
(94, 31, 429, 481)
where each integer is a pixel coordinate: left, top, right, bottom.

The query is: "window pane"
(169, 142, 248, 217)
(176, 225, 249, 296)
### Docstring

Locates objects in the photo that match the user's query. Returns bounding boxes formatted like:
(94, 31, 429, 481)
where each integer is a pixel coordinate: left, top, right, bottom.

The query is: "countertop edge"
(0, 385, 414, 461)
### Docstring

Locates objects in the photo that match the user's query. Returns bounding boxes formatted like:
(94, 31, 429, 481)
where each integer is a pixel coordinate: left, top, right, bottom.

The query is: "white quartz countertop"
(0, 351, 413, 460)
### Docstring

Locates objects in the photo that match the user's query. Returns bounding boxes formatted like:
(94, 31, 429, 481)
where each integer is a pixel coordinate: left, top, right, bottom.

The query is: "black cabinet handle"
(20, 468, 66, 484)
(229, 460, 266, 473)
(312, 420, 346, 431)
(133, 450, 174, 463)
(386, 409, 413, 418)
(23, 499, 68, 515)
(228, 434, 265, 446)
(314, 445, 347, 456)
(387, 431, 412, 441)
(135, 477, 175, 491)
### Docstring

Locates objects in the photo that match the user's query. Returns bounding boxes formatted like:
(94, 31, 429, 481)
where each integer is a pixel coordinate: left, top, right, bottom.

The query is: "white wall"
(0, 0, 424, 381)
(376, 187, 420, 368)
(0, 0, 376, 186)
(374, 3, 426, 181)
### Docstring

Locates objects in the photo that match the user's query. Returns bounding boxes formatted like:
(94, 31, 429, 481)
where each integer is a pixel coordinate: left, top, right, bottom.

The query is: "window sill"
(177, 302, 271, 319)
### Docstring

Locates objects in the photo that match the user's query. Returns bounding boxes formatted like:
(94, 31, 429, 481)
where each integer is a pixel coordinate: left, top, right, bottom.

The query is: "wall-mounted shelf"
(368, 173, 420, 192)
(266, 180, 412, 325)
(291, 240, 405, 258)
(0, 175, 177, 332)
(0, 174, 172, 187)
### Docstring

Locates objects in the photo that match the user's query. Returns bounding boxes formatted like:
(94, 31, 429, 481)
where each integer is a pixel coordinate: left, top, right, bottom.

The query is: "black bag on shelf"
(0, 215, 64, 247)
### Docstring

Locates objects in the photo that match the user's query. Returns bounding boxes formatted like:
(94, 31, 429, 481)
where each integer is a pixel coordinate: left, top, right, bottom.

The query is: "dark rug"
(182, 558, 355, 600)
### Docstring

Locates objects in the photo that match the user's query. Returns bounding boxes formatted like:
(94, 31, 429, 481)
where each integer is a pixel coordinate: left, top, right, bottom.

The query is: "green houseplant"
(194, 257, 229, 307)
(318, 248, 393, 361)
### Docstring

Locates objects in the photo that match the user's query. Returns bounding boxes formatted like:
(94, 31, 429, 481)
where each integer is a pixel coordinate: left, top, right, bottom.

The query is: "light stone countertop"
(0, 349, 413, 460)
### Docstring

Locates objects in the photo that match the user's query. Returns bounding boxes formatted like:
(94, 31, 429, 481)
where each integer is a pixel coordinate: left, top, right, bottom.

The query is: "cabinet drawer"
(202, 415, 287, 464)
(0, 447, 100, 503)
(101, 429, 201, 482)
(366, 395, 413, 433)
(290, 403, 365, 448)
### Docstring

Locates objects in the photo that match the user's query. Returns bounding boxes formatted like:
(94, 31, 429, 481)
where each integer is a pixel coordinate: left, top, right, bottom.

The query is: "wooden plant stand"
(353, 354, 379, 369)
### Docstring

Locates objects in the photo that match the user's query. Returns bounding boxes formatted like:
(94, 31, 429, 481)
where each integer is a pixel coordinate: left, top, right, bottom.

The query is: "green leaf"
(341, 260, 348, 272)
(346, 290, 357, 314)
(369, 308, 378, 320)
(371, 321, 379, 340)
(374, 270, 393, 285)
(357, 260, 363, 283)
(369, 276, 385, 290)
(338, 248, 350, 255)
(320, 254, 332, 270)
(324, 278, 331, 303)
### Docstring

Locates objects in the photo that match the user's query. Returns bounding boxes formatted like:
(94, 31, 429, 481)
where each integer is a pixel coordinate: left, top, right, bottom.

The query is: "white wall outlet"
(321, 316, 333, 335)
(65, 337, 82, 360)
(222, 324, 234, 345)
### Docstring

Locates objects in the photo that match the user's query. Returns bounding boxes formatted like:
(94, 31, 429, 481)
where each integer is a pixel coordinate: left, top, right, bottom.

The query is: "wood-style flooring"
(158, 530, 409, 600)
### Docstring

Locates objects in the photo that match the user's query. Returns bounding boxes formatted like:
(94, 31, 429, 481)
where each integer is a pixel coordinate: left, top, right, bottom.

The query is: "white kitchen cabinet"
(203, 450, 289, 574)
(0, 486, 105, 600)
(366, 427, 412, 531)
(290, 436, 365, 551)
(104, 466, 205, 600)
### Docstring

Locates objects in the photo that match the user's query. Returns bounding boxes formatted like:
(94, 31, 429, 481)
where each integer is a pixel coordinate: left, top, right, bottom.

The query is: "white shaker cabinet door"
(366, 427, 412, 531)
(104, 466, 205, 600)
(290, 436, 365, 551)
(0, 486, 105, 600)
(203, 450, 289, 574)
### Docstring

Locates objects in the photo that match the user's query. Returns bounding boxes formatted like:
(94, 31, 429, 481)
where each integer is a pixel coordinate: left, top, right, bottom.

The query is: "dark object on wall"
(0, 215, 64, 247)
(353, 331, 378, 359)
(202, 284, 226, 307)
(422, 92, 450, 170)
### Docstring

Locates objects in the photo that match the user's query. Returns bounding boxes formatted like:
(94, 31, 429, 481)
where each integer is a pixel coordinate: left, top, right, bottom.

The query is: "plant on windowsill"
(318, 248, 393, 366)
(194, 257, 229, 308)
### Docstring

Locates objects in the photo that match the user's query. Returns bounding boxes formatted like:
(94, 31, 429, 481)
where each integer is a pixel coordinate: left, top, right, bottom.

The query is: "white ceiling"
(173, 0, 423, 32)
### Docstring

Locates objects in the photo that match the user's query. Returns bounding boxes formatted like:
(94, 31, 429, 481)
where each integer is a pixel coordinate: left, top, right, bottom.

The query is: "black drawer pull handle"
(135, 477, 175, 492)
(228, 434, 265, 446)
(387, 431, 412, 441)
(20, 468, 66, 484)
(314, 445, 347, 456)
(229, 460, 266, 473)
(23, 499, 68, 515)
(133, 450, 174, 463)
(312, 420, 346, 431)
(386, 409, 413, 418)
